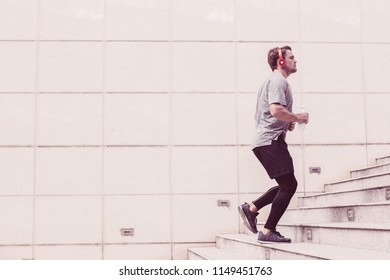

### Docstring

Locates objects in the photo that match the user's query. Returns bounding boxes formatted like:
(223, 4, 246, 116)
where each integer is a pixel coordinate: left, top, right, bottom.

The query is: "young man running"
(238, 46, 309, 243)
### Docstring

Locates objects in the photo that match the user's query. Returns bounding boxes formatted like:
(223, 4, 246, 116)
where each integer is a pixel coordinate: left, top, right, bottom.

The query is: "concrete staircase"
(188, 155, 390, 260)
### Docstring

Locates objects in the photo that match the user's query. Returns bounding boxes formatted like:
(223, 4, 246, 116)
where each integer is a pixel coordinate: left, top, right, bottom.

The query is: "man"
(238, 46, 309, 243)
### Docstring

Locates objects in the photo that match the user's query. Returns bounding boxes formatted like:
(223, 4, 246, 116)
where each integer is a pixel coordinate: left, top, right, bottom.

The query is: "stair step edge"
(376, 155, 390, 161)
(351, 162, 390, 173)
(289, 201, 390, 211)
(217, 234, 390, 260)
(300, 185, 390, 199)
(257, 221, 390, 231)
(188, 247, 250, 260)
(325, 172, 390, 186)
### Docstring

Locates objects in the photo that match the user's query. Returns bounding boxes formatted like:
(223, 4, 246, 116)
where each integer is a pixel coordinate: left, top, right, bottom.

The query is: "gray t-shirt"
(252, 71, 293, 149)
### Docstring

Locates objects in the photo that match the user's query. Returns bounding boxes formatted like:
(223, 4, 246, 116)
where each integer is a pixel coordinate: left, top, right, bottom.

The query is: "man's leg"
(257, 172, 297, 243)
(263, 172, 297, 232)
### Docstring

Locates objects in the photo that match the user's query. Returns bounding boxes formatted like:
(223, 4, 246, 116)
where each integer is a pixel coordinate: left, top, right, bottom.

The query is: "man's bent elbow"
(269, 104, 282, 117)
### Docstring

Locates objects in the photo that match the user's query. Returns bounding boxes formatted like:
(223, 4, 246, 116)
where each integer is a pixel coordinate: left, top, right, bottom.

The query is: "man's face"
(283, 50, 297, 73)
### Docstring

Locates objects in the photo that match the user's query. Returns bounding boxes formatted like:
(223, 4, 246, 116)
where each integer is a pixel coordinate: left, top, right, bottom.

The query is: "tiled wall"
(0, 0, 389, 260)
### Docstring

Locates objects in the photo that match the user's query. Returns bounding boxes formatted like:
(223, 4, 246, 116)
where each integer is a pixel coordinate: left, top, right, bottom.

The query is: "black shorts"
(252, 134, 294, 179)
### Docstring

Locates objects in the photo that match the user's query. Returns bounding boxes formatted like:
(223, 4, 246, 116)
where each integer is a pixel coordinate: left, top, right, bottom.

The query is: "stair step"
(260, 222, 390, 252)
(377, 156, 390, 165)
(188, 247, 250, 260)
(281, 202, 390, 223)
(324, 172, 390, 192)
(298, 185, 390, 207)
(216, 234, 390, 260)
(351, 163, 390, 178)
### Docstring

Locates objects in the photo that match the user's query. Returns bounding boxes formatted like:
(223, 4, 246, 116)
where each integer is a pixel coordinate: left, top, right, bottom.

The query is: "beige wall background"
(0, 0, 389, 260)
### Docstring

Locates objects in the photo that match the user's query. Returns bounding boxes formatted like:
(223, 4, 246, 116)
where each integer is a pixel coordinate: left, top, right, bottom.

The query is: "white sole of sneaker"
(257, 240, 291, 244)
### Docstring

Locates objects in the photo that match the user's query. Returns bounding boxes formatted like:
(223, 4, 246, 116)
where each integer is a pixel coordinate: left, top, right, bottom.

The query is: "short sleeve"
(267, 77, 288, 107)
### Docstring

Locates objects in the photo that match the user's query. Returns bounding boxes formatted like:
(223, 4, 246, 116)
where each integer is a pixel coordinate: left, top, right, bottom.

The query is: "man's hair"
(268, 46, 292, 71)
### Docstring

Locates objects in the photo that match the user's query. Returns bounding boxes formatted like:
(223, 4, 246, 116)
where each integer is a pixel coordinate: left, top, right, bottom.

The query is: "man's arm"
(269, 103, 308, 124)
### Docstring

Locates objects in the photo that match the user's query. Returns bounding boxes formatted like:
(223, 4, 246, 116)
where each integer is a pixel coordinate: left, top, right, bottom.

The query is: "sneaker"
(258, 230, 291, 243)
(238, 203, 258, 234)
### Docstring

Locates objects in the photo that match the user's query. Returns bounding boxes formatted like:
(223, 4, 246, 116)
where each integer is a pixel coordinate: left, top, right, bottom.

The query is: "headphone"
(278, 48, 285, 66)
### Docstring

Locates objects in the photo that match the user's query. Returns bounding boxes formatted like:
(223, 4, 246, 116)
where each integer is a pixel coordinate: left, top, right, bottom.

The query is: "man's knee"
(277, 173, 297, 194)
(290, 176, 297, 193)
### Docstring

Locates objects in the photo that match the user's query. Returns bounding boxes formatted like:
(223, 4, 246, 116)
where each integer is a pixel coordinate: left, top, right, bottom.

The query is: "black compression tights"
(252, 172, 297, 230)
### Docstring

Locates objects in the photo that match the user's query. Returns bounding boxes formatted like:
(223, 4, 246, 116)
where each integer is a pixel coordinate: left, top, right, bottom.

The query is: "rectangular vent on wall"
(120, 228, 135, 237)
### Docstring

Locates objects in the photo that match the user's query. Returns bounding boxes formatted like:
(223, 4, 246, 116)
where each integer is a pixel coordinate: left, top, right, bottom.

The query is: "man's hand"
(296, 112, 309, 124)
(288, 122, 296, 131)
